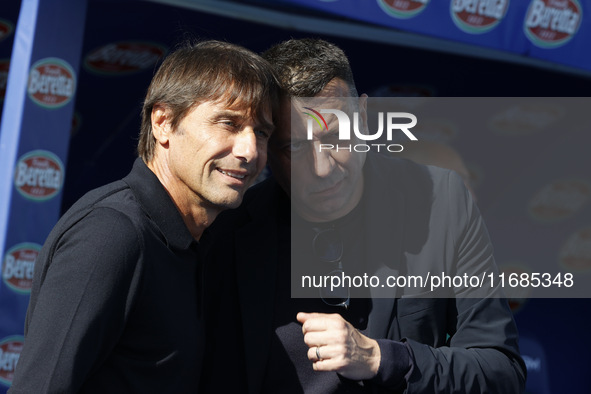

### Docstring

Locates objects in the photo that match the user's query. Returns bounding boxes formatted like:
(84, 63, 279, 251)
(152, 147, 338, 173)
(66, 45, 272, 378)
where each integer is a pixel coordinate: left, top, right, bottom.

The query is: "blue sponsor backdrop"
(0, 0, 86, 389)
(264, 0, 591, 75)
(1, 0, 591, 392)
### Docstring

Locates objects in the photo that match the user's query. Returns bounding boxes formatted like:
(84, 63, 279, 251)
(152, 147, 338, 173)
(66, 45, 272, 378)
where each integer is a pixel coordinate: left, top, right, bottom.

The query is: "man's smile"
(217, 168, 248, 180)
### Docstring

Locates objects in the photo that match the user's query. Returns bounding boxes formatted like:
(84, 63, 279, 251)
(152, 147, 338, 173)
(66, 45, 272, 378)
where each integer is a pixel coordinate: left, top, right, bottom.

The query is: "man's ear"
(151, 104, 172, 145)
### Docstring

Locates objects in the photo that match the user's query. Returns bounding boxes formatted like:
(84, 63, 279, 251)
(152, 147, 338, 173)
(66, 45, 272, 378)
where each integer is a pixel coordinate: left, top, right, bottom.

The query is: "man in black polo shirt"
(205, 38, 526, 393)
(10, 40, 280, 393)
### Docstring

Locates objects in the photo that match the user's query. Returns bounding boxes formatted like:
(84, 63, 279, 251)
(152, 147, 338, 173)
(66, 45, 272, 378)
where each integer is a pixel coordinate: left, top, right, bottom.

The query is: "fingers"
(296, 312, 323, 324)
(299, 312, 352, 370)
(310, 346, 328, 372)
(297, 312, 347, 335)
(307, 344, 343, 362)
(298, 312, 351, 355)
(307, 345, 350, 372)
(308, 346, 321, 362)
(297, 312, 343, 324)
(297, 311, 381, 380)
(302, 329, 346, 348)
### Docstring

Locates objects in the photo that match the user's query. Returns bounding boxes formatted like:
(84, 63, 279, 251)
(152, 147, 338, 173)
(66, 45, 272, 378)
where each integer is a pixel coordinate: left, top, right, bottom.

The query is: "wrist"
(368, 338, 381, 376)
(369, 339, 412, 390)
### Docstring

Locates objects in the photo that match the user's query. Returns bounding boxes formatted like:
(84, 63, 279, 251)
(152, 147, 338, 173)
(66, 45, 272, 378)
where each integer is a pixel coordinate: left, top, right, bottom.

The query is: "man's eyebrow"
(211, 110, 242, 120)
(213, 110, 275, 132)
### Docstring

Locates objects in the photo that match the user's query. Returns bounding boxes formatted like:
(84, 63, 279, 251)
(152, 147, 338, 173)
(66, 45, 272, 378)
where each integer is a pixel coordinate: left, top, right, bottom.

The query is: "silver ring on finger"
(316, 346, 322, 361)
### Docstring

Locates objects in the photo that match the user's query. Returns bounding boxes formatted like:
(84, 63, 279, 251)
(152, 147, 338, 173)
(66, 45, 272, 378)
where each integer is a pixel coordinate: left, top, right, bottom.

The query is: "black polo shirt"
(10, 158, 204, 393)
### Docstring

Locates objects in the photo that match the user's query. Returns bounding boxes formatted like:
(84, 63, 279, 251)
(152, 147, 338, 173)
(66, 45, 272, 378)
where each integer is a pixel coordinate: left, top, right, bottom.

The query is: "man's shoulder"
(62, 159, 162, 226)
(74, 179, 131, 205)
(364, 153, 471, 222)
(50, 177, 153, 250)
(366, 152, 456, 194)
(34, 179, 145, 289)
(62, 180, 137, 222)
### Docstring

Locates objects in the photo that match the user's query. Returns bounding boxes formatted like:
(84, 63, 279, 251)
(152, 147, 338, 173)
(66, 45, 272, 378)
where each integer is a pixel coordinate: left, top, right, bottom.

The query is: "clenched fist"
(297, 312, 381, 381)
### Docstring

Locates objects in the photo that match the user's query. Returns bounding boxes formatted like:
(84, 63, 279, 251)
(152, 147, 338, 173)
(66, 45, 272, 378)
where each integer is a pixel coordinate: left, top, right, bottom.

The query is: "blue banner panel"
(264, 0, 591, 74)
(0, 0, 87, 391)
(0, 1, 21, 119)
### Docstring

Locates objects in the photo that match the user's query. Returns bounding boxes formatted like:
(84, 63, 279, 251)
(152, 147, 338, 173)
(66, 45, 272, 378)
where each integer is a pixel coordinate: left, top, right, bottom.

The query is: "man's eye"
(288, 141, 307, 152)
(217, 119, 238, 129)
(255, 129, 270, 139)
(324, 131, 340, 143)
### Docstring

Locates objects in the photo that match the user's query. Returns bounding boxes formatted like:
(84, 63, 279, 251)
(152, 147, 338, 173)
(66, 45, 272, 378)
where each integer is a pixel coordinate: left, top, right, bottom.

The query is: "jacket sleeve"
(9, 207, 144, 394)
(404, 297, 526, 394)
(403, 170, 526, 394)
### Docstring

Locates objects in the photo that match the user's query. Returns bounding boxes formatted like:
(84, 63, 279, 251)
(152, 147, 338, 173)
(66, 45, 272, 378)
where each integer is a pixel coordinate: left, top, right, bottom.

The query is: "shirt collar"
(123, 158, 196, 251)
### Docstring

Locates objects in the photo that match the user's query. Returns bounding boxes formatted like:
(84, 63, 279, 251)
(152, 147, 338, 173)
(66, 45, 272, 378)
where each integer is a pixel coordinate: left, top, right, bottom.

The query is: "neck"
(147, 159, 220, 241)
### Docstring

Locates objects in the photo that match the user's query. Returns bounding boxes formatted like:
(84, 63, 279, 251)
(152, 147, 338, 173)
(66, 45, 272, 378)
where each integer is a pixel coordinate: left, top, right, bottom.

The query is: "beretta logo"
(84, 41, 167, 75)
(528, 179, 591, 222)
(14, 150, 64, 201)
(498, 263, 532, 311)
(377, 0, 430, 19)
(2, 243, 40, 294)
(524, 0, 582, 48)
(451, 0, 510, 34)
(303, 107, 417, 153)
(27, 58, 76, 109)
(0, 336, 23, 387)
(0, 18, 14, 43)
(489, 102, 564, 135)
(560, 227, 591, 272)
(0, 59, 9, 101)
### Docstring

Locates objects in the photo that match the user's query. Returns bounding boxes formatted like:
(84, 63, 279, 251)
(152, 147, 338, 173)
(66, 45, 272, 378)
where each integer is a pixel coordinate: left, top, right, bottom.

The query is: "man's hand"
(297, 312, 381, 381)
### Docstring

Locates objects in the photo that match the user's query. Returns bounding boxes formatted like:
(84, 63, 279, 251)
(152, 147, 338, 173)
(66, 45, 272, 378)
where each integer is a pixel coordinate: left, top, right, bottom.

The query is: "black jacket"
(205, 153, 526, 393)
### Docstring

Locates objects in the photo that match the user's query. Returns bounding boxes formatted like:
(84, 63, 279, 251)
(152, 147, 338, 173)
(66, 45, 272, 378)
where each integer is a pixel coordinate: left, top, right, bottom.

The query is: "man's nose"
(311, 142, 335, 178)
(233, 130, 258, 163)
